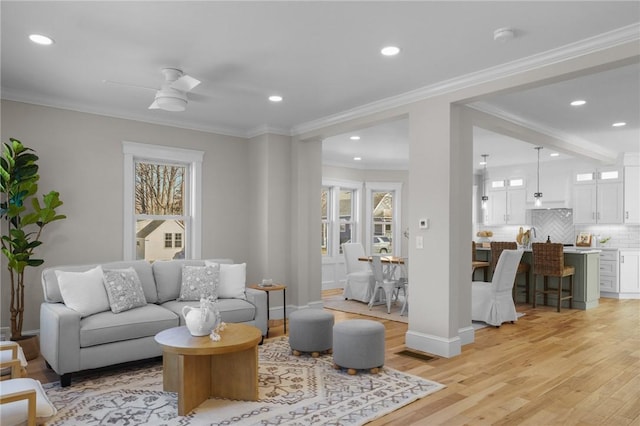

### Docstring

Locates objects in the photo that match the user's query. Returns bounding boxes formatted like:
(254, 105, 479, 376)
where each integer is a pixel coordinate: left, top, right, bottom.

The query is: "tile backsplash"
(475, 208, 640, 249)
(531, 208, 574, 245)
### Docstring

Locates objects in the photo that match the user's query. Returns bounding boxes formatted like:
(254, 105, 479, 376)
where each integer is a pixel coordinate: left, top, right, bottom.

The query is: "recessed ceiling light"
(353, 157, 362, 161)
(493, 27, 516, 43)
(268, 95, 283, 102)
(550, 152, 560, 157)
(29, 34, 54, 45)
(349, 136, 360, 141)
(612, 122, 626, 127)
(380, 46, 400, 56)
(570, 100, 586, 106)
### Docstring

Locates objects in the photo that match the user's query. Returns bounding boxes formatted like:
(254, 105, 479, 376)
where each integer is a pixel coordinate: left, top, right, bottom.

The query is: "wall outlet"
(416, 236, 424, 249)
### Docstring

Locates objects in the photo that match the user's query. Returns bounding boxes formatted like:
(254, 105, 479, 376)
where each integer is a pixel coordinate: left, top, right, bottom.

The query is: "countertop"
(476, 246, 602, 255)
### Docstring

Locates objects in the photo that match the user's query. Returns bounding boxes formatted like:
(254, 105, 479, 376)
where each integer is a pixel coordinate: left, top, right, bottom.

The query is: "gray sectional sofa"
(40, 259, 267, 386)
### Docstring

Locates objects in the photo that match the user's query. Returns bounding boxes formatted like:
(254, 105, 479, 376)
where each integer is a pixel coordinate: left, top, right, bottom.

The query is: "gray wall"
(1, 100, 255, 334)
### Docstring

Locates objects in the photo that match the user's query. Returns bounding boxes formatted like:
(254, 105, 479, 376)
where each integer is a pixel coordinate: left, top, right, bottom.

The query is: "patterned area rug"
(43, 337, 444, 425)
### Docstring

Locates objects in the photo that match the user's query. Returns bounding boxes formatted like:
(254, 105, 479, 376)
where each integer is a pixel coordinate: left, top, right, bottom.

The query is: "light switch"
(416, 236, 424, 249)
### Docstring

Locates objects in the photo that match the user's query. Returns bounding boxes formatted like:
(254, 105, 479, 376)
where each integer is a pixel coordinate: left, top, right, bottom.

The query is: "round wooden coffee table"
(155, 323, 262, 415)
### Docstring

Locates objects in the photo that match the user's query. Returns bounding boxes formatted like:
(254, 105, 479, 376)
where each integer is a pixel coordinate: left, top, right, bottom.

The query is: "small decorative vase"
(182, 305, 218, 336)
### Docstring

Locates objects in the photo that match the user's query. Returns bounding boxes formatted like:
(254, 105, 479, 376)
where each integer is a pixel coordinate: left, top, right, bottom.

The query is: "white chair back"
(371, 255, 386, 283)
(492, 249, 523, 293)
(343, 243, 369, 274)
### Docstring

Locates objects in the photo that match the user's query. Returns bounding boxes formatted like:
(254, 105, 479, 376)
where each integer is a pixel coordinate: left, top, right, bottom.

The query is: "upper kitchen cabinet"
(573, 168, 623, 224)
(486, 177, 527, 225)
(624, 166, 639, 224)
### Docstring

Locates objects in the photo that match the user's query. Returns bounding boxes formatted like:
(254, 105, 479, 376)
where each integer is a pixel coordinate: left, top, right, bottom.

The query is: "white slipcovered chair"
(342, 243, 375, 303)
(368, 255, 399, 314)
(0, 345, 57, 426)
(472, 249, 523, 327)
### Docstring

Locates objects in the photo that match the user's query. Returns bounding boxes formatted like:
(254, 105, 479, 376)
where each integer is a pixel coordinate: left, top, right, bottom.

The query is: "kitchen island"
(475, 246, 600, 310)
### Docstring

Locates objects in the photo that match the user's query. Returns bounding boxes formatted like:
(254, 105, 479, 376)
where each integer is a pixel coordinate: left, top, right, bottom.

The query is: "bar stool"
(532, 243, 575, 312)
(472, 241, 490, 281)
(490, 242, 531, 303)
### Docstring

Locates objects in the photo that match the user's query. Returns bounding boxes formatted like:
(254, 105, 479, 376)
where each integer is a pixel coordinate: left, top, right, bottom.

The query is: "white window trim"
(122, 141, 204, 260)
(322, 178, 362, 260)
(365, 181, 403, 256)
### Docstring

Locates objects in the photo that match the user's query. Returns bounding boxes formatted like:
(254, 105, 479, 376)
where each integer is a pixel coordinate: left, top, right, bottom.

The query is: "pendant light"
(534, 146, 543, 207)
(480, 154, 489, 210)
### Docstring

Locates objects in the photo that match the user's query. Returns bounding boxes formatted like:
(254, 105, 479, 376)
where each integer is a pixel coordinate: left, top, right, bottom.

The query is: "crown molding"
(469, 102, 619, 163)
(1, 90, 249, 139)
(292, 23, 640, 136)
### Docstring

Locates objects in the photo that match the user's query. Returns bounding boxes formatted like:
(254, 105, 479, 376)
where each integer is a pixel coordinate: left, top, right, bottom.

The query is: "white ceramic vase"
(182, 305, 218, 336)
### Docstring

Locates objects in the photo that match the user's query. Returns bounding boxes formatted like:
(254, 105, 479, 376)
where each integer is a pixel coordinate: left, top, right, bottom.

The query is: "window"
(365, 182, 402, 256)
(123, 142, 203, 261)
(321, 187, 330, 255)
(321, 180, 360, 257)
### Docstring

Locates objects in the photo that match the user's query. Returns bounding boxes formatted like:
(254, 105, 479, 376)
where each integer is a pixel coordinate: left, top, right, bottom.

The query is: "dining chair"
(342, 243, 375, 303)
(368, 255, 399, 314)
(472, 241, 490, 281)
(472, 249, 523, 327)
(532, 242, 575, 312)
(0, 352, 57, 426)
(490, 242, 531, 303)
(397, 258, 409, 316)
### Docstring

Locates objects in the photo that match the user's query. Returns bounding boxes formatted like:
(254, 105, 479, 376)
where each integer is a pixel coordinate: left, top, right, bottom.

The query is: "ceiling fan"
(104, 68, 201, 112)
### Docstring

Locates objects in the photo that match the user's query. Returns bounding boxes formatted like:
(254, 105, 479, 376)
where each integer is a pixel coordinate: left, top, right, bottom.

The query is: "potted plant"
(1, 138, 66, 359)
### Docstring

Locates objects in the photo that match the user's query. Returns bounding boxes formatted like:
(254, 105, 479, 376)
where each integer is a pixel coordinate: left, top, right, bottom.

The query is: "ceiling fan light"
(157, 97, 187, 112)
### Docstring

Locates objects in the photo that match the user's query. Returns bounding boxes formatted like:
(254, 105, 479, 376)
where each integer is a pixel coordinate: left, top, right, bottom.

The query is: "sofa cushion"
(102, 268, 147, 313)
(179, 264, 219, 301)
(206, 262, 247, 300)
(153, 259, 234, 303)
(42, 260, 157, 304)
(79, 304, 178, 348)
(56, 266, 110, 317)
(162, 298, 256, 325)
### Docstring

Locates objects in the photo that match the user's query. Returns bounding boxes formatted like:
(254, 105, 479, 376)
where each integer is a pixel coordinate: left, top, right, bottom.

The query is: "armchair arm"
(0, 389, 36, 426)
(0, 358, 23, 379)
(245, 288, 268, 336)
(39, 303, 81, 375)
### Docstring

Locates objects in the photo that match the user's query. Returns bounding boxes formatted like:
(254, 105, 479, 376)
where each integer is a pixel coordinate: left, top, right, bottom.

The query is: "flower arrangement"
(199, 296, 226, 341)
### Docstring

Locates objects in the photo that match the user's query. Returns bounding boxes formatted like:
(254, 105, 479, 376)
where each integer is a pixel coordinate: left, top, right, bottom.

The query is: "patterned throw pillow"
(102, 268, 148, 313)
(179, 264, 219, 301)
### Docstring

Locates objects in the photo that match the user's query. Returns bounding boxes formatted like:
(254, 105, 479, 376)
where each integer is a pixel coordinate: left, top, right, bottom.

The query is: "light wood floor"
(27, 291, 639, 425)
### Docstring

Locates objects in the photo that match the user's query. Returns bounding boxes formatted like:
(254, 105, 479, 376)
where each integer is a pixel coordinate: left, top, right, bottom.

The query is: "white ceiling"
(1, 1, 639, 169)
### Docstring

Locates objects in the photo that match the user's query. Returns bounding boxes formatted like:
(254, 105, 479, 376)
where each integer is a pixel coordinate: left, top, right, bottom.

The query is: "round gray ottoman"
(333, 319, 385, 375)
(288, 309, 334, 357)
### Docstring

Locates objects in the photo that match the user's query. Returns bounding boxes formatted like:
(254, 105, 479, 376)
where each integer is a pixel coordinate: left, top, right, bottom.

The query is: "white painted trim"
(122, 141, 204, 260)
(458, 326, 475, 346)
(405, 329, 462, 358)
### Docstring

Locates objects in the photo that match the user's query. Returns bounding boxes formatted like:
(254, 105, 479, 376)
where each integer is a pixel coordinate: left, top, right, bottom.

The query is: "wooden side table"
(248, 283, 286, 336)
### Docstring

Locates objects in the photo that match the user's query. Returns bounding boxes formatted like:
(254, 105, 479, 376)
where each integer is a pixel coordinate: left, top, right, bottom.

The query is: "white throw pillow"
(179, 264, 219, 301)
(102, 268, 147, 313)
(206, 262, 247, 299)
(55, 266, 110, 317)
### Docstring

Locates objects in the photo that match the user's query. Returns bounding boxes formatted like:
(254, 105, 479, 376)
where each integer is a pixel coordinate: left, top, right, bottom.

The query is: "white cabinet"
(624, 166, 639, 224)
(619, 250, 640, 296)
(486, 178, 526, 225)
(599, 249, 619, 295)
(573, 169, 623, 224)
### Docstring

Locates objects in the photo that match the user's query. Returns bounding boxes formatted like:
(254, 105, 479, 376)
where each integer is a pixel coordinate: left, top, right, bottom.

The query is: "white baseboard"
(458, 326, 475, 346)
(405, 329, 461, 358)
